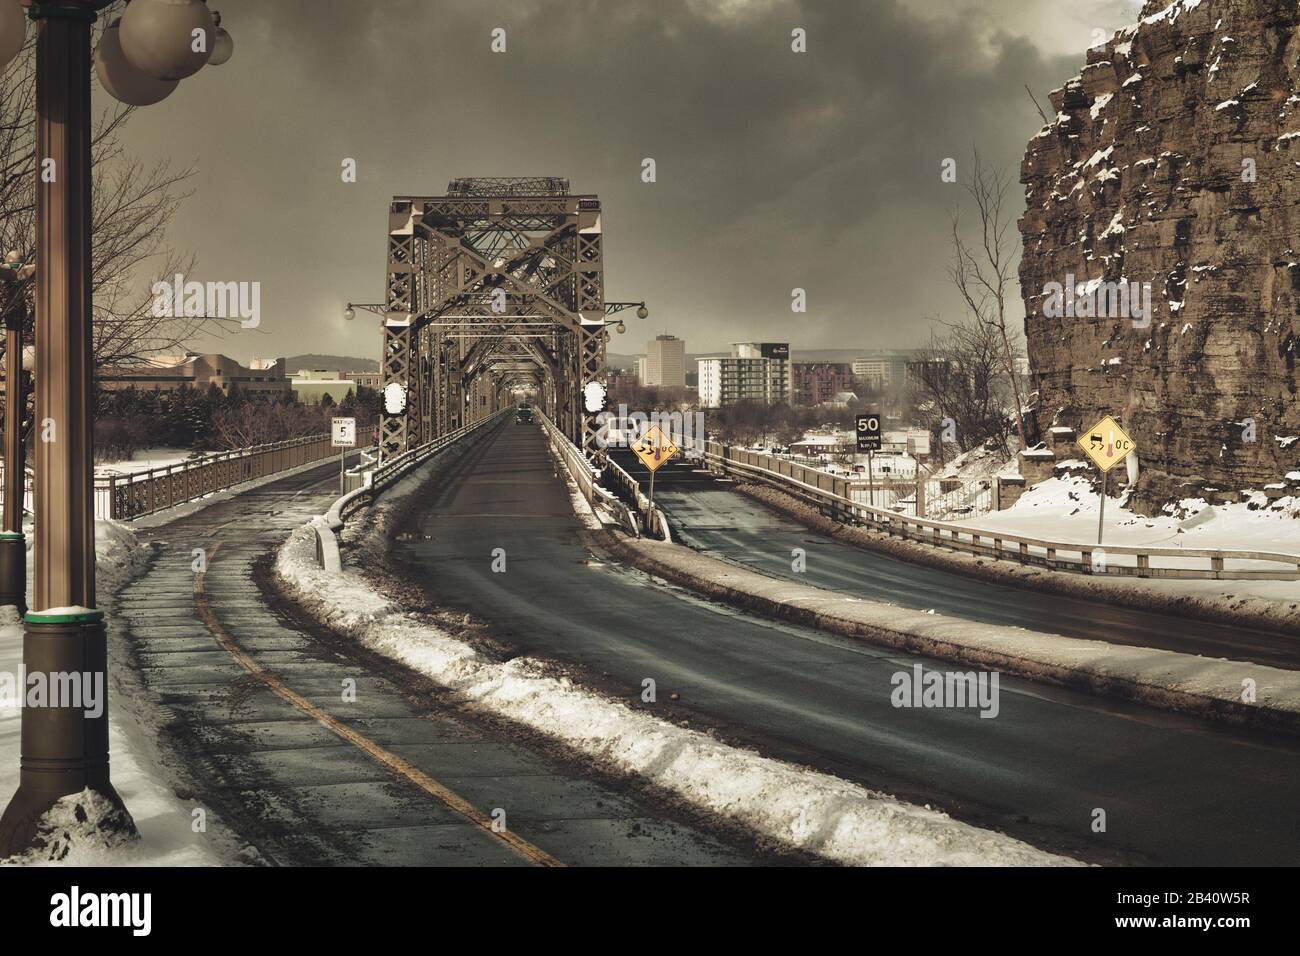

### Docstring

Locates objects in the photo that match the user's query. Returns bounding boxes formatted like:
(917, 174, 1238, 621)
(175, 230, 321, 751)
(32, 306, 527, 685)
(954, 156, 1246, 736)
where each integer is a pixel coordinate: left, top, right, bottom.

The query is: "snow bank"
(1, 520, 228, 866)
(275, 500, 1074, 866)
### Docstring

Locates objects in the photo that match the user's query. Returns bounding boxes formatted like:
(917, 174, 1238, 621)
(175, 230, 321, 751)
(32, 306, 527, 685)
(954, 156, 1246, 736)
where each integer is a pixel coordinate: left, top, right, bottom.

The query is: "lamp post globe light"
(119, 0, 214, 80)
(0, 0, 233, 856)
(95, 16, 178, 106)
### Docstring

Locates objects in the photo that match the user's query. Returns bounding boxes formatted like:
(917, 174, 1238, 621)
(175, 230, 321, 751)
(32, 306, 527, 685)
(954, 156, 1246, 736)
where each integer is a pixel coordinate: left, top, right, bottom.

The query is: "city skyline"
(105, 0, 1146, 361)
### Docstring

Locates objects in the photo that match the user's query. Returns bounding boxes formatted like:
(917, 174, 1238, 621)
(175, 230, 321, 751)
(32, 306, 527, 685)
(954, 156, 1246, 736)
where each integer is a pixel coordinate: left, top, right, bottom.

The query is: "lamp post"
(0, 0, 234, 855)
(0, 254, 34, 613)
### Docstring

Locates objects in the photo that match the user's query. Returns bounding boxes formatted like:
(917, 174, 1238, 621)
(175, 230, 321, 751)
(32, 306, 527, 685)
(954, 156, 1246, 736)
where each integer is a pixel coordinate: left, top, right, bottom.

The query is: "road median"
(598, 528, 1300, 736)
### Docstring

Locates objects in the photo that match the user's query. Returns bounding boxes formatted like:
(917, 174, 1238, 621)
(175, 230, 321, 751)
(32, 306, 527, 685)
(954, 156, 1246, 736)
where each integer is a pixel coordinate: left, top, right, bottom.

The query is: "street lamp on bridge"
(0, 0, 235, 856)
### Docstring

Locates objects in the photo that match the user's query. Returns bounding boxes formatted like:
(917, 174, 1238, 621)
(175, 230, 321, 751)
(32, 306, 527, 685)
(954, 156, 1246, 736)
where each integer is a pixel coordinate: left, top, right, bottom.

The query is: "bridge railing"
(314, 410, 508, 570)
(5, 433, 343, 522)
(701, 441, 1300, 581)
(535, 408, 643, 537)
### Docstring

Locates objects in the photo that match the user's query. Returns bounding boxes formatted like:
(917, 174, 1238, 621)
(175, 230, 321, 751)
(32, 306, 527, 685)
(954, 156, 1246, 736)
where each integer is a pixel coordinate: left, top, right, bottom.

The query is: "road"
(113, 457, 778, 866)
(643, 460, 1300, 671)
(396, 420, 1300, 865)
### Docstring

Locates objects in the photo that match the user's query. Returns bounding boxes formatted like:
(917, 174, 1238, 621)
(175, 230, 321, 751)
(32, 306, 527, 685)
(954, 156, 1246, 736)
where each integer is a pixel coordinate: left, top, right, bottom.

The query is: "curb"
(735, 482, 1300, 636)
(596, 528, 1300, 737)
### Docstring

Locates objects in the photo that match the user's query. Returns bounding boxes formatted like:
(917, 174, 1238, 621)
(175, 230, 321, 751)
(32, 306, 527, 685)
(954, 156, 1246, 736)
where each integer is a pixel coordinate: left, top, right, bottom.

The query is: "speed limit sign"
(856, 413, 882, 452)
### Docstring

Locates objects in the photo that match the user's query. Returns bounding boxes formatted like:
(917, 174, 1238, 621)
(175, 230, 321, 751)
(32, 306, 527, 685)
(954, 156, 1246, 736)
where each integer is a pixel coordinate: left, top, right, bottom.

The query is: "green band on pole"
(27, 3, 102, 22)
(0, 532, 25, 540)
(25, 609, 105, 624)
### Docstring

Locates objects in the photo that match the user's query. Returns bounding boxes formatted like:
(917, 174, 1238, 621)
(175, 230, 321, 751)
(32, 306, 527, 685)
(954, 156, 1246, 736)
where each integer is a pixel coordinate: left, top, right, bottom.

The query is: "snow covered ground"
(278, 458, 1078, 867)
(0, 519, 228, 866)
(943, 474, 1300, 603)
(935, 441, 1021, 482)
(94, 448, 194, 477)
(954, 475, 1300, 556)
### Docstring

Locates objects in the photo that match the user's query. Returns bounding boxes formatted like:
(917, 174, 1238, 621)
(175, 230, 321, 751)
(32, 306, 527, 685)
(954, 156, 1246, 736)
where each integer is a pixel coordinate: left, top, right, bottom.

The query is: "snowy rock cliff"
(1020, 0, 1300, 509)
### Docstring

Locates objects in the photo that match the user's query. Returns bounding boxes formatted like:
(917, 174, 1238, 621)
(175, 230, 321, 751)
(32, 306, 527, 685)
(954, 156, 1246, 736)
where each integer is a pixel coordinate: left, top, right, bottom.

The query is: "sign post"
(631, 423, 679, 532)
(1076, 415, 1137, 546)
(856, 413, 882, 509)
(332, 417, 357, 493)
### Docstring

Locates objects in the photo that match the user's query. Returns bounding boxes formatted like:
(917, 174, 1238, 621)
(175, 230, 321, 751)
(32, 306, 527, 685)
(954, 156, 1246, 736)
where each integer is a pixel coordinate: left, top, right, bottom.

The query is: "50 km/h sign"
(1077, 415, 1136, 472)
(856, 413, 882, 453)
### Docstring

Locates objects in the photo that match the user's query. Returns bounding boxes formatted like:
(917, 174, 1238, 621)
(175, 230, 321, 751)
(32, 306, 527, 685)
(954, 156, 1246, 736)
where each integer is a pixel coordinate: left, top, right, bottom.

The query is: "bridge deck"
(394, 421, 1300, 865)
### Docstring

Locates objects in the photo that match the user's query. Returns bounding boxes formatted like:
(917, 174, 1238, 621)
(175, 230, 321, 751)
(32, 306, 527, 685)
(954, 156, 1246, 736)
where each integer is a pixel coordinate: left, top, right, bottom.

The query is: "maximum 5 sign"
(332, 417, 357, 448)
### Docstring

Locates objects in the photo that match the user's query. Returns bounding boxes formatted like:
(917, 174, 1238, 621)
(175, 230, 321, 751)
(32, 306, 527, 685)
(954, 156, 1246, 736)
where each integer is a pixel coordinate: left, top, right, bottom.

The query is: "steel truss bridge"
(367, 177, 644, 462)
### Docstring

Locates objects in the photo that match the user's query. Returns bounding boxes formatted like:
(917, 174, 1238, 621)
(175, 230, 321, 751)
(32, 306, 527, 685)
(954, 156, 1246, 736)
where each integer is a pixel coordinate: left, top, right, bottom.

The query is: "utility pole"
(0, 254, 34, 613)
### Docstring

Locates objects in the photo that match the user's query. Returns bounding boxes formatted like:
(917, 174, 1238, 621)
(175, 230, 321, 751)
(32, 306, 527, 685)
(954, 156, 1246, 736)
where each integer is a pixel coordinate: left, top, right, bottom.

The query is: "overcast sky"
(110, 0, 1147, 362)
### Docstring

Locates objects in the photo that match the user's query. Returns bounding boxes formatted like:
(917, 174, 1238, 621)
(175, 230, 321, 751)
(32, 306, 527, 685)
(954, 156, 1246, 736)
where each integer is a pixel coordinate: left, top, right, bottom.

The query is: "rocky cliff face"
(1020, 0, 1300, 511)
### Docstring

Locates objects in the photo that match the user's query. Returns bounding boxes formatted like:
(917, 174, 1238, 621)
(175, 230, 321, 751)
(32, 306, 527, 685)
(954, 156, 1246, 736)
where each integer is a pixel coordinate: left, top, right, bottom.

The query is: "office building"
(792, 362, 853, 406)
(99, 353, 291, 397)
(643, 334, 686, 388)
(697, 342, 792, 408)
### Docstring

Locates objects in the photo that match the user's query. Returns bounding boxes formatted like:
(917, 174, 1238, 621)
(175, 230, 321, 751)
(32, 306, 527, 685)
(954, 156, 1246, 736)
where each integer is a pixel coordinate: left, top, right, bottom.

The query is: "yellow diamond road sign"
(631, 424, 679, 473)
(1077, 415, 1137, 473)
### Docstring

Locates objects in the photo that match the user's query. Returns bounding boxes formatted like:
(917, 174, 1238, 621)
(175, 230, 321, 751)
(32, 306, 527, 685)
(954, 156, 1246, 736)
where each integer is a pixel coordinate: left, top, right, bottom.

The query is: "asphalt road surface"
(639, 458, 1300, 671)
(397, 420, 1300, 865)
(114, 456, 773, 866)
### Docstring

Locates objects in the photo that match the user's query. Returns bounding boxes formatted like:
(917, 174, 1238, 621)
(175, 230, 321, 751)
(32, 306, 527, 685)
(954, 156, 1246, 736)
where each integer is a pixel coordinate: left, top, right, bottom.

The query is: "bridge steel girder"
(379, 179, 611, 460)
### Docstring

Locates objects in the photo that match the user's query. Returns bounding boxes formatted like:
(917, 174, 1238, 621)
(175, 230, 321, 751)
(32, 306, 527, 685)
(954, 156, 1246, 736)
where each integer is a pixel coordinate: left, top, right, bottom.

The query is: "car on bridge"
(516, 405, 533, 424)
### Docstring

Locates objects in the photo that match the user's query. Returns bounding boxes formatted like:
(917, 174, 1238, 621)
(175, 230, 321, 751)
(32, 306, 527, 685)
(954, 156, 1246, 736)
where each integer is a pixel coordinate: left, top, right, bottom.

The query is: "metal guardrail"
(703, 441, 1300, 581)
(535, 407, 641, 537)
(5, 433, 343, 521)
(314, 410, 508, 570)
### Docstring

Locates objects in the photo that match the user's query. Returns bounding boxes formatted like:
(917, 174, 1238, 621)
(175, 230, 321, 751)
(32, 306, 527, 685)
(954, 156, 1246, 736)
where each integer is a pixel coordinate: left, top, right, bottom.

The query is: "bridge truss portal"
(378, 177, 639, 462)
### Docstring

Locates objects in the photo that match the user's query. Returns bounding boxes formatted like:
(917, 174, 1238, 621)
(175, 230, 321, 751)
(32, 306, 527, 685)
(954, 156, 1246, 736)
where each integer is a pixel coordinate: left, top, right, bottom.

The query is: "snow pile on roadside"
(936, 440, 1020, 482)
(1, 520, 228, 866)
(958, 474, 1300, 559)
(1, 788, 137, 866)
(276, 525, 1075, 866)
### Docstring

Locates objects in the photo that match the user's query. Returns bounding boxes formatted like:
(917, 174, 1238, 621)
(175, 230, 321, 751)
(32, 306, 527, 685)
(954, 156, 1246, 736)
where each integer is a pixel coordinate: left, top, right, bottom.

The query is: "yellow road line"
(193, 541, 564, 868)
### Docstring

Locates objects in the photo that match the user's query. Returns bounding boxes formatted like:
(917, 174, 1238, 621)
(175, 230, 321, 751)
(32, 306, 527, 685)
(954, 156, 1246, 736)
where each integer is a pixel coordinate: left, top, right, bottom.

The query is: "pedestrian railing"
(95, 433, 339, 520)
(4, 433, 345, 522)
(702, 441, 1300, 581)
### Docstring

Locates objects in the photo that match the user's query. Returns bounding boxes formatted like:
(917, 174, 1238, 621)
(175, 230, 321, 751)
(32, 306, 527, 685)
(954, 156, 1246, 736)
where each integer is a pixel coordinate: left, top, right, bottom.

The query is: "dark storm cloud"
(115, 0, 1106, 359)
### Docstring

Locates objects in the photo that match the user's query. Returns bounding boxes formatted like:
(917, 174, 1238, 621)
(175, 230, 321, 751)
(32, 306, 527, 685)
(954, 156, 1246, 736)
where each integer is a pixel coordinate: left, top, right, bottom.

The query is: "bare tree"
(911, 314, 1017, 457)
(0, 9, 227, 369)
(949, 148, 1029, 454)
(209, 401, 327, 450)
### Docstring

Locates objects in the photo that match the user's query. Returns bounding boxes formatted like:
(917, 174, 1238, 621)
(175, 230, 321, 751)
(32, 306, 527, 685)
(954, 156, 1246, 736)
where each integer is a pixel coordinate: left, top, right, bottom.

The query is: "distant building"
(851, 349, 919, 391)
(697, 343, 792, 408)
(344, 370, 382, 390)
(607, 368, 637, 391)
(99, 353, 290, 397)
(905, 357, 953, 390)
(643, 334, 686, 388)
(290, 369, 355, 405)
(792, 362, 852, 406)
